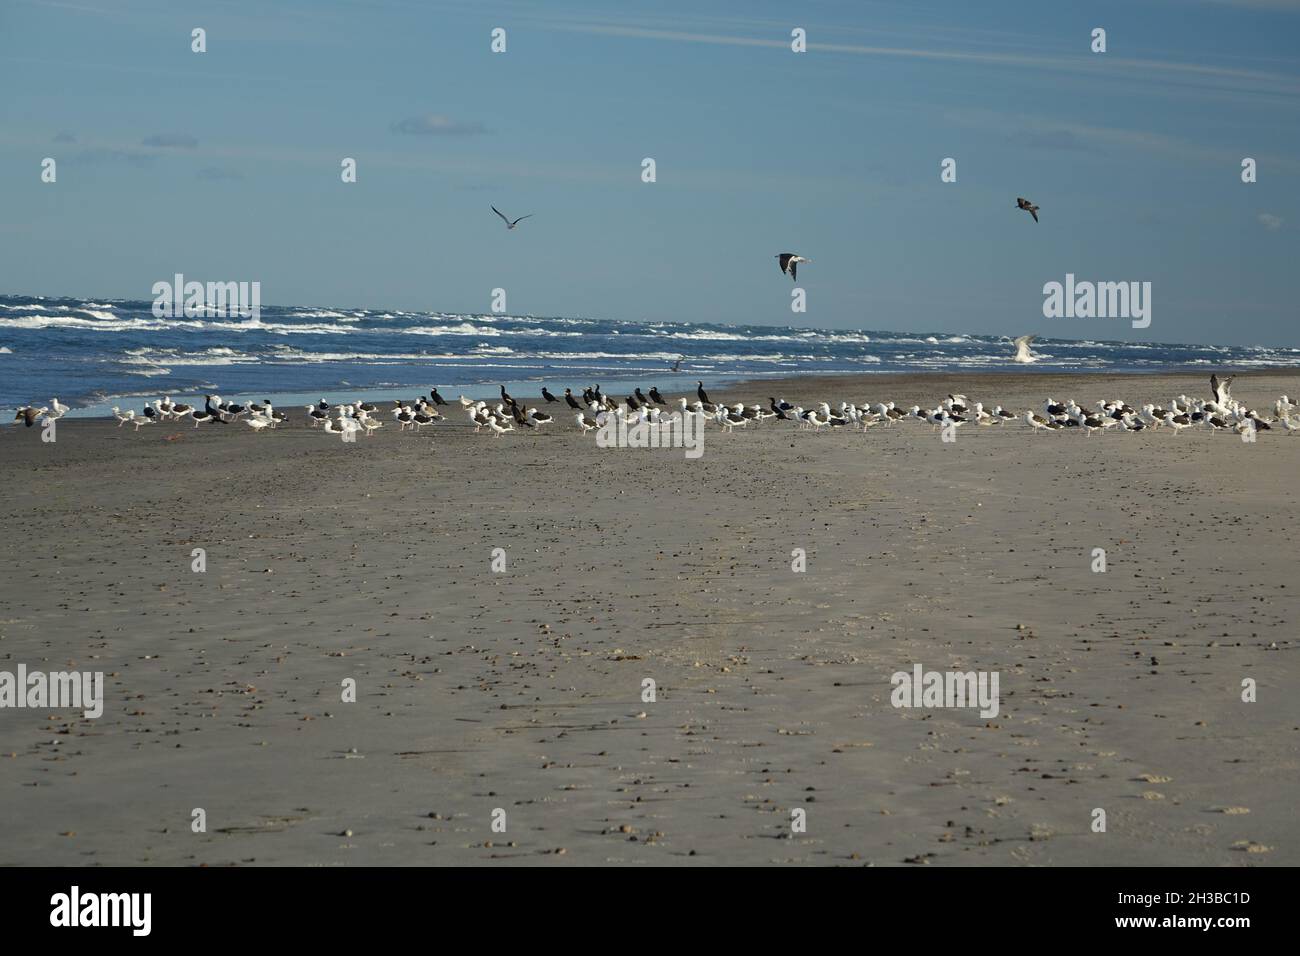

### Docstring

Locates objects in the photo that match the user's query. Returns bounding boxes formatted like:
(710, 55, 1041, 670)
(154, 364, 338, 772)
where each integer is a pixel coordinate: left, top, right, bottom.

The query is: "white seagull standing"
(775, 253, 810, 282)
(492, 206, 532, 230)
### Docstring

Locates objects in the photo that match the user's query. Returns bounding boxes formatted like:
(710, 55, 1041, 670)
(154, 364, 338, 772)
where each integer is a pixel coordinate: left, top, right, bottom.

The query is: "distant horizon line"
(0, 290, 1291, 354)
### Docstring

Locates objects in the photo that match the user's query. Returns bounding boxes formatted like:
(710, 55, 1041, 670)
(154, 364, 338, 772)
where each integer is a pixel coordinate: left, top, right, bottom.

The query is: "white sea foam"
(0, 314, 163, 331)
(397, 322, 582, 338)
(119, 348, 256, 367)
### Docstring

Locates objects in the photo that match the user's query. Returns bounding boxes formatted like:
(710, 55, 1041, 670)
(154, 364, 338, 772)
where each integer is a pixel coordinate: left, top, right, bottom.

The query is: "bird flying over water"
(776, 253, 810, 281)
(492, 206, 532, 230)
(1016, 197, 1039, 223)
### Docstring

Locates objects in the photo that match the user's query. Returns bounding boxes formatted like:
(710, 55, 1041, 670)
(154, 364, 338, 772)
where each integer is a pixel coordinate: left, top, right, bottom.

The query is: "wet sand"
(0, 371, 1295, 865)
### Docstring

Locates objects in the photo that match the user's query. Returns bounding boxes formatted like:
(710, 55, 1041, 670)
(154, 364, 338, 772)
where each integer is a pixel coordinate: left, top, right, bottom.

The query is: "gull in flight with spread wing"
(776, 253, 811, 281)
(1012, 335, 1040, 364)
(1210, 373, 1235, 408)
(492, 206, 532, 230)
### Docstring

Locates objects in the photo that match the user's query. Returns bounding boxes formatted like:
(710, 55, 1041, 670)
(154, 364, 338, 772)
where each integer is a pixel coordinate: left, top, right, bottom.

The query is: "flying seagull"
(775, 253, 810, 281)
(12, 406, 48, 427)
(492, 206, 532, 230)
(1211, 373, 1235, 407)
(1012, 335, 1039, 364)
(1016, 197, 1039, 223)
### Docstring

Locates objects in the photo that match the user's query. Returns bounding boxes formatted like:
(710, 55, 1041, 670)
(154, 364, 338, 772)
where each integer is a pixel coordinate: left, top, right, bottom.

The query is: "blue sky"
(1, 0, 1297, 345)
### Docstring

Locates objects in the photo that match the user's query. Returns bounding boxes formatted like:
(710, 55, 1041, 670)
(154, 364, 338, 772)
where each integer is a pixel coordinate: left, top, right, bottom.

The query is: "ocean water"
(3, 293, 1298, 416)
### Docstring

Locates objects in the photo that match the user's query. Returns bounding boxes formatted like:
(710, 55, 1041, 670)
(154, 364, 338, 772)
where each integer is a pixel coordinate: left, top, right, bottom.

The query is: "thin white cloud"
(197, 167, 244, 181)
(1198, 0, 1300, 9)
(546, 23, 1300, 99)
(141, 133, 198, 149)
(944, 108, 1300, 173)
(0, 129, 830, 193)
(1258, 212, 1284, 230)
(71, 147, 155, 167)
(391, 115, 490, 136)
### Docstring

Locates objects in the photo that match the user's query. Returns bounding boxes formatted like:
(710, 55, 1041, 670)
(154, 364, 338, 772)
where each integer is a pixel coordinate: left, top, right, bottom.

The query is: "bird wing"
(1030, 209, 1038, 222)
(790, 261, 797, 281)
(491, 206, 510, 225)
(511, 214, 533, 226)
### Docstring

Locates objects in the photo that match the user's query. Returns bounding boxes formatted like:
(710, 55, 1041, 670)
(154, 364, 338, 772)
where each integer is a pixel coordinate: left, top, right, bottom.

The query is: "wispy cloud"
(1197, 0, 1300, 9)
(196, 167, 244, 181)
(1258, 212, 1284, 230)
(141, 133, 198, 149)
(1003, 128, 1100, 154)
(945, 108, 1300, 173)
(72, 147, 155, 167)
(546, 22, 1300, 100)
(391, 114, 489, 136)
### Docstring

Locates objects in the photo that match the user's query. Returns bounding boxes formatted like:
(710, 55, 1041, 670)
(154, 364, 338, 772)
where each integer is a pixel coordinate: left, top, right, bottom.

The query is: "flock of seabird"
(100, 395, 288, 431)
(7, 195, 1055, 433)
(1019, 375, 1292, 436)
(16, 374, 1287, 442)
(488, 192, 1043, 282)
(444, 373, 1295, 439)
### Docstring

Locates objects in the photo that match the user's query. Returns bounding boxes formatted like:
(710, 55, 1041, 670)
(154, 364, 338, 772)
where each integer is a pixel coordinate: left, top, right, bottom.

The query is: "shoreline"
(20, 366, 1298, 420)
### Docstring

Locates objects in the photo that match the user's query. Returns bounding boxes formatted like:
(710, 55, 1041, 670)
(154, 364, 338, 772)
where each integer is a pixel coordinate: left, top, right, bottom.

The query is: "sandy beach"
(1, 371, 1295, 866)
